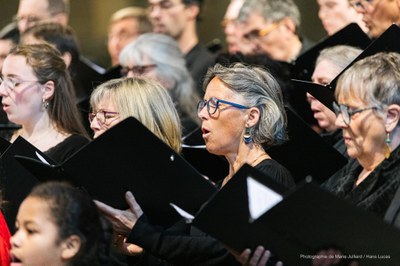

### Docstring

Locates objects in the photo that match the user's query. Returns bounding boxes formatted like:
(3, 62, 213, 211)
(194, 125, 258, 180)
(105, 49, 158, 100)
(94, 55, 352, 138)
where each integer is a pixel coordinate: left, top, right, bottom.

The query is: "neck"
(177, 22, 198, 54)
(286, 36, 302, 62)
(222, 144, 269, 187)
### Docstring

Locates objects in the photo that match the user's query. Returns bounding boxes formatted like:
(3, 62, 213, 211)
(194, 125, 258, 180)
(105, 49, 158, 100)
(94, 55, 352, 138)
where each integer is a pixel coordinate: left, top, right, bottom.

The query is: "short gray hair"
(238, 0, 300, 28)
(203, 63, 288, 146)
(336, 52, 400, 108)
(316, 45, 362, 71)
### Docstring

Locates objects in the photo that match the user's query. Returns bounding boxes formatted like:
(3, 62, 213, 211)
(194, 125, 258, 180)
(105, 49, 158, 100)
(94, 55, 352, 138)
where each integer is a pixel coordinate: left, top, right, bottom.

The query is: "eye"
(208, 97, 218, 107)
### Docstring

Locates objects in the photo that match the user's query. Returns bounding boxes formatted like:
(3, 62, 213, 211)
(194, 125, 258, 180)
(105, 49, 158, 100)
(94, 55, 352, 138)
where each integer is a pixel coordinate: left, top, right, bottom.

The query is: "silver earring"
(42, 99, 49, 110)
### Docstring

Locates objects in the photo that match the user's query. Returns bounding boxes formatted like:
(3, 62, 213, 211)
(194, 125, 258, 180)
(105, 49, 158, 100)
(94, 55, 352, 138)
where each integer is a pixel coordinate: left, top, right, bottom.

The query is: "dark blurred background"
(0, 0, 325, 68)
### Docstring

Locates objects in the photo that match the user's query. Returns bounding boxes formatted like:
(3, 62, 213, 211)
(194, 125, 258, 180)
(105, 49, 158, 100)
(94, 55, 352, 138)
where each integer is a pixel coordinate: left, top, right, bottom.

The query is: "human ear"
(61, 52, 72, 68)
(281, 17, 297, 34)
(42, 80, 55, 102)
(185, 4, 200, 20)
(246, 107, 260, 127)
(385, 104, 400, 132)
(61, 235, 81, 260)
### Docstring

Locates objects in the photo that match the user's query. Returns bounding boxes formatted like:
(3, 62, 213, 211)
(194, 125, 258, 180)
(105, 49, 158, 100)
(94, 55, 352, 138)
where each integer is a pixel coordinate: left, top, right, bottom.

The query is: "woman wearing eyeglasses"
(0, 44, 89, 162)
(321, 52, 400, 218)
(95, 63, 294, 266)
(119, 33, 201, 136)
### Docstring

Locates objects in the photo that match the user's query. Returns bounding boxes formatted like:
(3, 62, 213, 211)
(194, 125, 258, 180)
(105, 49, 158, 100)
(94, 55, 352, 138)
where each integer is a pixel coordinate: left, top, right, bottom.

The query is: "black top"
(321, 146, 400, 218)
(256, 159, 295, 189)
(44, 134, 89, 163)
(185, 43, 215, 96)
(126, 159, 293, 265)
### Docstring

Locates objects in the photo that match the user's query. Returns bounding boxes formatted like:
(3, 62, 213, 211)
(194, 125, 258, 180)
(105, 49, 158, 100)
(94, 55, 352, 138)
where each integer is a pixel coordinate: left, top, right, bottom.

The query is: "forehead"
(18, 0, 49, 16)
(18, 196, 52, 222)
(109, 18, 140, 32)
(205, 77, 238, 98)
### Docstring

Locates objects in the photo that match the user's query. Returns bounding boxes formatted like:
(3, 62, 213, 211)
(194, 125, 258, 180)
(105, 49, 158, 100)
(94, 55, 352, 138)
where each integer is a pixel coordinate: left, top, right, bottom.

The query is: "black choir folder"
(16, 117, 217, 228)
(293, 24, 400, 113)
(267, 107, 348, 184)
(189, 164, 400, 266)
(0, 137, 56, 232)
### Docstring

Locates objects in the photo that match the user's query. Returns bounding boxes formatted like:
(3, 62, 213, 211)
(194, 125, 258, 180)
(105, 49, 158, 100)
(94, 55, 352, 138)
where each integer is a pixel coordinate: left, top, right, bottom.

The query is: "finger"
(94, 200, 119, 217)
(258, 249, 271, 266)
(126, 191, 143, 217)
(249, 246, 265, 265)
(239, 248, 251, 264)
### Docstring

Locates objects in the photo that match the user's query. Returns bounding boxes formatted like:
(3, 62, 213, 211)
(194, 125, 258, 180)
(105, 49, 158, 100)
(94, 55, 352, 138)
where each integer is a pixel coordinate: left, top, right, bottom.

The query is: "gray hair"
(203, 63, 287, 146)
(238, 0, 301, 28)
(316, 45, 362, 71)
(119, 33, 200, 127)
(336, 52, 400, 109)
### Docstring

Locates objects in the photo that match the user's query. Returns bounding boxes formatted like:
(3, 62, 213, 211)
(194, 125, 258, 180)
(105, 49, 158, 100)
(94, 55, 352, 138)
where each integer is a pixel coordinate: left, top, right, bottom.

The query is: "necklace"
(249, 152, 268, 166)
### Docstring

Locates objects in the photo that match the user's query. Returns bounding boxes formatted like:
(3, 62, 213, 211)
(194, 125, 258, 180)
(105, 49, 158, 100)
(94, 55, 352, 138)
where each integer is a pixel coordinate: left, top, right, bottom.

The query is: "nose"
(0, 82, 8, 96)
(89, 116, 101, 134)
(335, 112, 347, 128)
(197, 104, 208, 120)
(10, 230, 21, 249)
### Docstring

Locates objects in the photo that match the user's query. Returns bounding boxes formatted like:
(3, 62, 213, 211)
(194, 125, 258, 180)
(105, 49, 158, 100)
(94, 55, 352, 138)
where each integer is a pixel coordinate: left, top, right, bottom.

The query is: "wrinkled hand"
(95, 191, 143, 236)
(112, 233, 144, 256)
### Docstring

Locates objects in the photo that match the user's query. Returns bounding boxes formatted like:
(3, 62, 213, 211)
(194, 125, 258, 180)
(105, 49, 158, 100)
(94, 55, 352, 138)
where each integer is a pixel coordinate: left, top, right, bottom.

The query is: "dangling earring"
(42, 99, 49, 110)
(385, 132, 391, 159)
(244, 127, 252, 144)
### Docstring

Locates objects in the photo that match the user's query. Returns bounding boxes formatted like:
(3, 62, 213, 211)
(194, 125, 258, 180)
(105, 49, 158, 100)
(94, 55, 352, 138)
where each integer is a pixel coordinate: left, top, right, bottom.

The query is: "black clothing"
(384, 184, 400, 229)
(126, 159, 294, 265)
(185, 43, 215, 96)
(321, 129, 348, 158)
(321, 146, 400, 218)
(44, 134, 89, 163)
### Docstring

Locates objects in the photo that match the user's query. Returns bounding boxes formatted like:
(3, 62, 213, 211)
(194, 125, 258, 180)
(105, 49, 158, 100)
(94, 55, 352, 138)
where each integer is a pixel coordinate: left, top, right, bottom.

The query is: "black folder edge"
(192, 164, 400, 266)
(292, 23, 371, 81)
(267, 107, 348, 183)
(0, 136, 57, 232)
(293, 24, 400, 110)
(16, 117, 217, 228)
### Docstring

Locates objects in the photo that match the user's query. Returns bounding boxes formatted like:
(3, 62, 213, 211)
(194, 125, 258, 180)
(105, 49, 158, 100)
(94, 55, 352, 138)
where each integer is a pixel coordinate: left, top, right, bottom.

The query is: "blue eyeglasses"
(333, 102, 380, 125)
(197, 97, 250, 115)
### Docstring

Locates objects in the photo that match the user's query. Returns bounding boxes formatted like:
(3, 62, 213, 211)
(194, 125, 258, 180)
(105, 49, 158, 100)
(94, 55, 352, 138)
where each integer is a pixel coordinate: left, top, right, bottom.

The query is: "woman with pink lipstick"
(0, 44, 89, 162)
(322, 52, 400, 218)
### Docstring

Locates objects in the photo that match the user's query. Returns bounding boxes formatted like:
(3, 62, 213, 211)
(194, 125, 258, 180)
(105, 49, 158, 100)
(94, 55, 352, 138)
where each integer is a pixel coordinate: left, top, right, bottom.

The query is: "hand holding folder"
(16, 117, 217, 228)
(186, 164, 400, 266)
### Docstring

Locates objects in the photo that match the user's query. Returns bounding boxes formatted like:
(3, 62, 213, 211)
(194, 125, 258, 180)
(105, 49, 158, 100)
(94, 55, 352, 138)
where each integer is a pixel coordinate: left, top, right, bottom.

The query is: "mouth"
(201, 127, 210, 139)
(10, 253, 22, 264)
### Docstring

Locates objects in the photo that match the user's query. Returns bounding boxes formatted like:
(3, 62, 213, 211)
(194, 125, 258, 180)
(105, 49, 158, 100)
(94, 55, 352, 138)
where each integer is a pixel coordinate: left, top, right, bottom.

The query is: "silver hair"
(238, 0, 300, 28)
(336, 52, 400, 109)
(316, 45, 362, 71)
(119, 33, 200, 127)
(203, 63, 287, 146)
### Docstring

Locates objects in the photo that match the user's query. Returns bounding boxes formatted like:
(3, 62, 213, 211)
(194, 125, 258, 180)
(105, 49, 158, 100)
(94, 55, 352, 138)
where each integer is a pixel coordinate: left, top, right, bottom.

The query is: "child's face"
(10, 196, 66, 266)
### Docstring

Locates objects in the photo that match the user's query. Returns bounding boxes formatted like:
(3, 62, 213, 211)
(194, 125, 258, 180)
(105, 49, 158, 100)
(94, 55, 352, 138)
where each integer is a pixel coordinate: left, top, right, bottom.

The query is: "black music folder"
(294, 24, 400, 110)
(16, 117, 217, 228)
(267, 107, 348, 183)
(0, 137, 56, 232)
(192, 164, 400, 266)
(0, 137, 10, 154)
(182, 127, 229, 183)
(292, 23, 371, 81)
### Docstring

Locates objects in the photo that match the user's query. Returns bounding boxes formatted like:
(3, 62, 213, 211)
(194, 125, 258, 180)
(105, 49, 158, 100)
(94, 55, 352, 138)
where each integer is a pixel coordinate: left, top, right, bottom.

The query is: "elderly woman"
(0, 44, 89, 162)
(119, 33, 200, 136)
(322, 52, 400, 217)
(307, 45, 361, 154)
(95, 63, 294, 265)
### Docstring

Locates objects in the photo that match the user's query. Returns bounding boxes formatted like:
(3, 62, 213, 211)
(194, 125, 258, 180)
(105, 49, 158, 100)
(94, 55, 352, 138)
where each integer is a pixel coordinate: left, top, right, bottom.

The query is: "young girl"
(10, 181, 110, 266)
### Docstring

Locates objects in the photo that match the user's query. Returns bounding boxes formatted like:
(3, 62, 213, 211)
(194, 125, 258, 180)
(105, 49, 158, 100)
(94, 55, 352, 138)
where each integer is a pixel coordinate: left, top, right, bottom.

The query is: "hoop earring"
(42, 99, 49, 110)
(244, 127, 252, 144)
(385, 132, 391, 159)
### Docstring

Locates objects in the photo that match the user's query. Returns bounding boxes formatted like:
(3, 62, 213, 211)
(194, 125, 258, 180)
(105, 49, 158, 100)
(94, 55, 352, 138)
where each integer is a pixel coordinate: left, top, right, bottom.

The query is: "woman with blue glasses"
(322, 52, 400, 218)
(96, 63, 294, 266)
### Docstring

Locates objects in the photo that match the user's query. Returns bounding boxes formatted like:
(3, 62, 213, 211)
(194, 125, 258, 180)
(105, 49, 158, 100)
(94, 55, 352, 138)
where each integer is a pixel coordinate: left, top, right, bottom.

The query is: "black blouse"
(321, 146, 400, 218)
